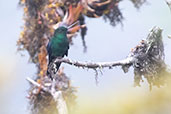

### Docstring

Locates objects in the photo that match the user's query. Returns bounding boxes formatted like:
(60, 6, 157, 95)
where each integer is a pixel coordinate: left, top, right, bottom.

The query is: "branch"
(26, 77, 49, 92)
(26, 77, 68, 114)
(50, 26, 168, 90)
(54, 56, 134, 69)
(168, 35, 171, 39)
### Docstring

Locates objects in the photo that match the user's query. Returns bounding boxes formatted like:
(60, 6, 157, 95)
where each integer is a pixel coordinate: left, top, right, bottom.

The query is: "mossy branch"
(26, 77, 68, 114)
(54, 57, 134, 69)
(49, 26, 169, 89)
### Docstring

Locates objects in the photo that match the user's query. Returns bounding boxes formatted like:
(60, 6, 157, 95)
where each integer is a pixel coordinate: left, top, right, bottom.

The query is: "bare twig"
(26, 77, 49, 92)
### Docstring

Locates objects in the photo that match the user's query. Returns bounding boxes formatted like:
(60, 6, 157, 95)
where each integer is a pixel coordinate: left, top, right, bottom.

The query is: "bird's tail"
(47, 60, 61, 80)
(55, 62, 61, 71)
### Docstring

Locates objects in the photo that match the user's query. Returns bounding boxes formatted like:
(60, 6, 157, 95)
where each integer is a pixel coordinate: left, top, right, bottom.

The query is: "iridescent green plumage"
(47, 26, 69, 77)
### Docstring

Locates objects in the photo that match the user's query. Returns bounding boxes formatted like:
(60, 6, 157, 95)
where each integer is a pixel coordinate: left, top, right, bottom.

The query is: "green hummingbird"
(47, 21, 79, 79)
(47, 25, 69, 78)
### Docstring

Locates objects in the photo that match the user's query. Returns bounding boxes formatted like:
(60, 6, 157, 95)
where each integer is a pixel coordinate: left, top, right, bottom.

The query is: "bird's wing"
(47, 40, 51, 53)
(65, 44, 70, 56)
(47, 41, 53, 63)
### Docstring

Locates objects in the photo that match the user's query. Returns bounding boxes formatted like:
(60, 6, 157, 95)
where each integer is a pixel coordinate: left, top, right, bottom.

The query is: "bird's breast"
(51, 36, 69, 57)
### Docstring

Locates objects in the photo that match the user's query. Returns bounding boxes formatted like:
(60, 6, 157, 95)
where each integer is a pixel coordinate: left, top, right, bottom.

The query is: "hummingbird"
(47, 4, 83, 79)
(47, 25, 69, 75)
(47, 21, 81, 79)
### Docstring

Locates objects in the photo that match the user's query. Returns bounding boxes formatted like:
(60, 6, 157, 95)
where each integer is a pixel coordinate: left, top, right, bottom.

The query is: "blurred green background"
(0, 0, 171, 114)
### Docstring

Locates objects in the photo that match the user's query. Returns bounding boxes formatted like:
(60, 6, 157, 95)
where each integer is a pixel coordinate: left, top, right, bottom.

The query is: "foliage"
(122, 27, 170, 90)
(130, 0, 147, 8)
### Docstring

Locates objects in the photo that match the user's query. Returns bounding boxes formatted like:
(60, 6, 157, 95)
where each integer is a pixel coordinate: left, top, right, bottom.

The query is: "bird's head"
(54, 21, 79, 36)
(53, 3, 84, 37)
(54, 26, 68, 36)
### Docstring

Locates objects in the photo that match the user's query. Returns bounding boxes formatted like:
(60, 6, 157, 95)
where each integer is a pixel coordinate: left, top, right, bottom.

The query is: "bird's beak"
(67, 21, 79, 29)
(68, 24, 86, 33)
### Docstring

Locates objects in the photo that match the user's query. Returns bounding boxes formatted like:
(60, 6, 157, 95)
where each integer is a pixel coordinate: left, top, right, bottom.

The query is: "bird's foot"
(53, 63, 58, 74)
